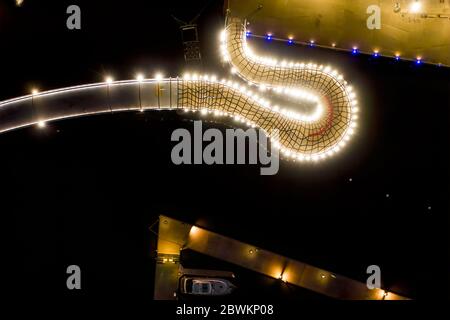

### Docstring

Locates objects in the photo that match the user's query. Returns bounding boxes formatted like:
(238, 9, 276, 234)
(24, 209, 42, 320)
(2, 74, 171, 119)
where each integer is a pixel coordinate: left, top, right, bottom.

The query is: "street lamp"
(105, 76, 113, 112)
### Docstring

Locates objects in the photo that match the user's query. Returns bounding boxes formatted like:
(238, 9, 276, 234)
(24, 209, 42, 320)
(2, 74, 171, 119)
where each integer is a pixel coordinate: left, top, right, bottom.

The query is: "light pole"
(105, 76, 113, 113)
(136, 73, 144, 111)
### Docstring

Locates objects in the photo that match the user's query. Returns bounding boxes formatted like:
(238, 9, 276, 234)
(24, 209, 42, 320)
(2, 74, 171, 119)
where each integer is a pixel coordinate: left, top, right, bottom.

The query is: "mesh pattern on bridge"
(178, 79, 345, 154)
(220, 17, 354, 156)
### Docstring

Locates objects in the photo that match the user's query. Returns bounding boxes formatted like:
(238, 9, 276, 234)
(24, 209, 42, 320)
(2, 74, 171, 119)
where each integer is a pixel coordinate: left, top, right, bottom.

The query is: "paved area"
(228, 0, 450, 65)
(153, 216, 190, 300)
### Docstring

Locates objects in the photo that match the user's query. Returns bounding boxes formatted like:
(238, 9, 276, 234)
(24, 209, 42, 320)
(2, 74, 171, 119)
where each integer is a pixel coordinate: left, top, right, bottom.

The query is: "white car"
(180, 276, 236, 296)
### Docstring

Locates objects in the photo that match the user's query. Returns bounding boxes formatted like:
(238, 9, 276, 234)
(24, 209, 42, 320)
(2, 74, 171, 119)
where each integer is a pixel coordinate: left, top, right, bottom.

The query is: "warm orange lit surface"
(156, 215, 191, 255)
(159, 215, 409, 300)
(227, 0, 450, 65)
(154, 216, 191, 300)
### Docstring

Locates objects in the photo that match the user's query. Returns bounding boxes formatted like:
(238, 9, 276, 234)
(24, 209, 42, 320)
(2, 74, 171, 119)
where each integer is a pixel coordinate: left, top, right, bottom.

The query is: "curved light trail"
(0, 17, 359, 162)
(220, 17, 358, 160)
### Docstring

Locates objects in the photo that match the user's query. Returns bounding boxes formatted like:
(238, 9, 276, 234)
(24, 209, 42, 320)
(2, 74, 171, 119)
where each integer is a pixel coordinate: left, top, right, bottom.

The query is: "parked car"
(180, 276, 236, 296)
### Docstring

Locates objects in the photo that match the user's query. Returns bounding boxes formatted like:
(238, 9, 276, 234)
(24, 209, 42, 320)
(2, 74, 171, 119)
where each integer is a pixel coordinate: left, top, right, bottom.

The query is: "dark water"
(1, 0, 449, 304)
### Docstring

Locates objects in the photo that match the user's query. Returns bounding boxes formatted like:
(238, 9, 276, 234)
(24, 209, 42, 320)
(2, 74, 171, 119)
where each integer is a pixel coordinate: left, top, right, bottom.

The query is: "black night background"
(1, 0, 449, 315)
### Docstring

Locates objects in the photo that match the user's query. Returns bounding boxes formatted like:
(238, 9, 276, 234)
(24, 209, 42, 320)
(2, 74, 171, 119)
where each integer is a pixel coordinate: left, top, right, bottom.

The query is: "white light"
(136, 73, 144, 82)
(219, 30, 226, 42)
(410, 1, 422, 13)
(0, 22, 358, 167)
(37, 121, 46, 128)
(105, 76, 113, 84)
(31, 88, 39, 95)
(155, 73, 163, 81)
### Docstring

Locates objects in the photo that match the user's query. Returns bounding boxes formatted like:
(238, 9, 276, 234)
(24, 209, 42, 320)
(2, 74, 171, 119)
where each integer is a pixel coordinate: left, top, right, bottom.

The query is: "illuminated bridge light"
(0, 16, 360, 165)
(136, 73, 144, 82)
(410, 0, 422, 13)
(189, 226, 200, 237)
(105, 76, 113, 84)
(219, 17, 359, 162)
(287, 36, 294, 45)
(352, 46, 359, 54)
(416, 56, 422, 65)
(266, 33, 272, 41)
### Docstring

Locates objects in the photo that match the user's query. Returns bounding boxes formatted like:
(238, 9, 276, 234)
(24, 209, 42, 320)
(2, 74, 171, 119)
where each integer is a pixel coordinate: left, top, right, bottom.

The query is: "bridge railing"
(0, 78, 180, 134)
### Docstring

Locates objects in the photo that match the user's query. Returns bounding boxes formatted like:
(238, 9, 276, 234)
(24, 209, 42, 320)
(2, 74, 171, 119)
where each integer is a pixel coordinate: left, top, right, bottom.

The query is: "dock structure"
(154, 215, 409, 300)
(153, 216, 191, 300)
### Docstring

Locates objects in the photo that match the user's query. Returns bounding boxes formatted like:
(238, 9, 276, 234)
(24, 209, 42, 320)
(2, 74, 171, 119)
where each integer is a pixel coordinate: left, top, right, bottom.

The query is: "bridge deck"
(154, 215, 409, 300)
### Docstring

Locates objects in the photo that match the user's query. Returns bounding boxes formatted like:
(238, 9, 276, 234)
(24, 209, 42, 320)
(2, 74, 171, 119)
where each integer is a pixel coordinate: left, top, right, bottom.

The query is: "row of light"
(31, 72, 332, 142)
(278, 270, 390, 300)
(219, 25, 359, 161)
(355, 47, 424, 64)
(189, 224, 393, 298)
(245, 29, 427, 65)
(30, 72, 166, 129)
(29, 73, 357, 161)
(223, 34, 347, 80)
(30, 21, 358, 161)
(162, 257, 175, 264)
(105, 72, 165, 84)
(183, 73, 335, 122)
(221, 29, 351, 101)
(183, 71, 358, 162)
(222, 31, 351, 88)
